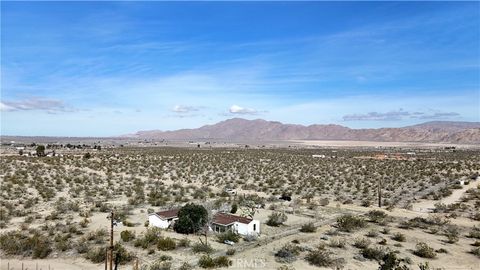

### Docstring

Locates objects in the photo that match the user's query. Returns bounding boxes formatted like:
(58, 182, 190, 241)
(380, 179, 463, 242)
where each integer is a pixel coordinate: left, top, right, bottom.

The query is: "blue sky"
(1, 1, 479, 136)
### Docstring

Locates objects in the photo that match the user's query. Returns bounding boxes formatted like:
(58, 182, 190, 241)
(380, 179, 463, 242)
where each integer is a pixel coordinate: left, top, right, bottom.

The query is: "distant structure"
(211, 212, 260, 236)
(148, 209, 179, 229)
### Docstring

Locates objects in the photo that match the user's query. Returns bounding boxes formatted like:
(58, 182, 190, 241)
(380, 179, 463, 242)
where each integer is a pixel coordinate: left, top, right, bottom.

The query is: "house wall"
(148, 214, 169, 229)
(235, 220, 260, 235)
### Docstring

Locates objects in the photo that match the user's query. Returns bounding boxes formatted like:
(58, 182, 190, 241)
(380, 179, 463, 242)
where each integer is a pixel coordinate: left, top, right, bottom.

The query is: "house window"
(253, 224, 256, 231)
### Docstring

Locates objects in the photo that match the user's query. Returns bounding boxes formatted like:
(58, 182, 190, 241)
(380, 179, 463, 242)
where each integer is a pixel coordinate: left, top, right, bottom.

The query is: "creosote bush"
(413, 242, 437, 258)
(120, 230, 135, 242)
(192, 241, 214, 254)
(198, 255, 232, 268)
(305, 245, 344, 268)
(157, 237, 176, 251)
(216, 230, 241, 243)
(336, 214, 366, 232)
(300, 222, 316, 233)
(275, 243, 301, 263)
(266, 212, 288, 227)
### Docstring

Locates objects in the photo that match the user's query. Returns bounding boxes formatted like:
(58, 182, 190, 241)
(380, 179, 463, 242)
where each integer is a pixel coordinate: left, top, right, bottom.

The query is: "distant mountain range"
(128, 118, 480, 144)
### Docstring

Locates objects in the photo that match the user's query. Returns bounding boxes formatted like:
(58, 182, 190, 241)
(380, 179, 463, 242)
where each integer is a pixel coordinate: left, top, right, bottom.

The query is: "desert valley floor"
(0, 141, 479, 270)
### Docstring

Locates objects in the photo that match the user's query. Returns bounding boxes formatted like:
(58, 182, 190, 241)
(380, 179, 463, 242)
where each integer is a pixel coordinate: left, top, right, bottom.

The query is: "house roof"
(154, 208, 180, 219)
(212, 212, 253, 226)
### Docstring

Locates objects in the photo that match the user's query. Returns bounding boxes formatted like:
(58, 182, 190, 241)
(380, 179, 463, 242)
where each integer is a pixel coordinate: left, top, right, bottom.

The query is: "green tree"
(36, 145, 45, 156)
(173, 203, 208, 234)
(230, 203, 238, 214)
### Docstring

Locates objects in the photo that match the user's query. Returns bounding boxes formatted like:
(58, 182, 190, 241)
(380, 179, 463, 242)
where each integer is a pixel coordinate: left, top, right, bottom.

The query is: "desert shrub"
(134, 227, 162, 249)
(399, 216, 448, 230)
(266, 212, 288, 227)
(305, 246, 342, 268)
(362, 246, 387, 261)
(54, 236, 72, 251)
(444, 225, 459, 244)
(319, 198, 329, 206)
(353, 237, 371, 249)
(381, 227, 391, 235)
(79, 217, 90, 228)
(336, 214, 366, 232)
(216, 231, 241, 243)
(198, 255, 215, 268)
(0, 230, 52, 259)
(378, 251, 410, 270)
(226, 248, 236, 255)
(436, 248, 448, 254)
(75, 239, 89, 253)
(213, 256, 232, 268)
(198, 255, 232, 268)
(361, 199, 372, 207)
(413, 242, 436, 258)
(467, 226, 480, 239)
(328, 237, 346, 248)
(85, 228, 108, 244)
(192, 241, 214, 254)
(418, 262, 443, 270)
(277, 265, 295, 270)
(300, 222, 316, 233)
(243, 234, 258, 242)
(157, 237, 176, 251)
(391, 232, 406, 242)
(120, 230, 135, 242)
(367, 210, 388, 224)
(366, 230, 379, 238)
(146, 260, 172, 270)
(86, 246, 106, 263)
(470, 247, 480, 258)
(275, 243, 301, 263)
(178, 262, 193, 270)
(178, 238, 191, 247)
(159, 254, 172, 261)
(113, 243, 134, 264)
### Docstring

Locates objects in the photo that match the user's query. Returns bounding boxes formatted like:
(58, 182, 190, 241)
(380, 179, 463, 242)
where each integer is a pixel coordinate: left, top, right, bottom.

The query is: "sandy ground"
(412, 180, 479, 213)
(0, 258, 100, 270)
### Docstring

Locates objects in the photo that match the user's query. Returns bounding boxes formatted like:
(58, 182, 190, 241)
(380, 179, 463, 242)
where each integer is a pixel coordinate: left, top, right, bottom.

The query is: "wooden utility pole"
(104, 247, 108, 270)
(109, 210, 114, 270)
(378, 178, 382, 208)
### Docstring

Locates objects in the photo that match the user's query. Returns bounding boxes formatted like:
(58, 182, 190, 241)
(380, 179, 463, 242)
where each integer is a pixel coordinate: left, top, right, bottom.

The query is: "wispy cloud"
(0, 97, 76, 113)
(172, 105, 202, 113)
(343, 109, 461, 121)
(411, 111, 460, 120)
(228, 105, 260, 115)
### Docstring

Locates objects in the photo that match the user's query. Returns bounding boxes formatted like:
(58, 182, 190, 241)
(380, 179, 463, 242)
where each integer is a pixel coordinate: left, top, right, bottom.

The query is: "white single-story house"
(211, 212, 260, 236)
(148, 208, 179, 229)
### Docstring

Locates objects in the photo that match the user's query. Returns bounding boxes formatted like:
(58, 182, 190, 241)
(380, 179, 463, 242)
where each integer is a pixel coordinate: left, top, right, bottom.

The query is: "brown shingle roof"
(212, 212, 253, 225)
(155, 209, 179, 219)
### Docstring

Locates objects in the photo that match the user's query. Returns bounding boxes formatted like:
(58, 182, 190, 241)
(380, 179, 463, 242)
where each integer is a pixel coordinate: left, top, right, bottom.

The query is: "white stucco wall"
(234, 220, 260, 235)
(148, 214, 170, 229)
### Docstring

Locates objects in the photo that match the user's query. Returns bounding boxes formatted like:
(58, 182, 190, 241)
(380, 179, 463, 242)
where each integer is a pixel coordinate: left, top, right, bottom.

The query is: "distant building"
(148, 208, 180, 229)
(211, 212, 260, 236)
(224, 188, 236, 195)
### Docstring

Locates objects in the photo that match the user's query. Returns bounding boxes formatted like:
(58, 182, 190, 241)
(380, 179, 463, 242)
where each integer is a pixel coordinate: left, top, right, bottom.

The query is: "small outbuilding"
(148, 208, 180, 229)
(211, 212, 260, 236)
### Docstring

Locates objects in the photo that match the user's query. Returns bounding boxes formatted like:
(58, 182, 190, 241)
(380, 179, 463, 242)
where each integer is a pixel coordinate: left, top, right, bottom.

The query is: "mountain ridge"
(128, 118, 480, 144)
